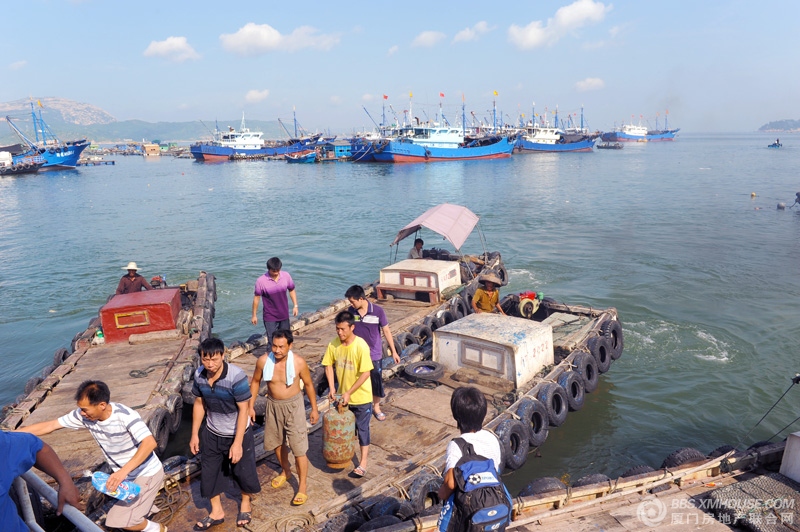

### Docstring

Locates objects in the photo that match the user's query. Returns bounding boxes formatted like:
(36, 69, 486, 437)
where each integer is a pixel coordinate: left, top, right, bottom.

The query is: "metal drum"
(322, 401, 356, 469)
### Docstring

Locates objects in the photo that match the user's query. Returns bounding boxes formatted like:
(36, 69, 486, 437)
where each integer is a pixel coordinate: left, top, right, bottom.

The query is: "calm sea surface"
(2, 134, 799, 493)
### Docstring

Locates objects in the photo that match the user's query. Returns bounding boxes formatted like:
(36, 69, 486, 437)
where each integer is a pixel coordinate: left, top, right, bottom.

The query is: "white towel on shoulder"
(262, 350, 296, 386)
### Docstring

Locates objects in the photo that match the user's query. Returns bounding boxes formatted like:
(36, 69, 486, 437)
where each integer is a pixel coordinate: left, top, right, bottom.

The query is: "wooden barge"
(0, 271, 216, 517)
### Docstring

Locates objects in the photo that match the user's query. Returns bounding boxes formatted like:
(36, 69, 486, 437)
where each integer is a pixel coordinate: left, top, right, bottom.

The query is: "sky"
(2, 0, 798, 134)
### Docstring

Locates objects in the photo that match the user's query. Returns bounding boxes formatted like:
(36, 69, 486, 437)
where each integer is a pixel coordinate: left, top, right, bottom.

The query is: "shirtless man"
(249, 329, 318, 506)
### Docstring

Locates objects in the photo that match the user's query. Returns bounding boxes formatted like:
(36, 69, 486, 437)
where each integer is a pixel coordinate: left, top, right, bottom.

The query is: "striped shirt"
(58, 403, 162, 480)
(192, 361, 252, 437)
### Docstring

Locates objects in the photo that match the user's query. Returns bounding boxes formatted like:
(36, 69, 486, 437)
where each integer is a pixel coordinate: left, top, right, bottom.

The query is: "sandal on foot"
(194, 516, 224, 531)
(271, 473, 289, 489)
(352, 466, 367, 478)
(374, 411, 386, 421)
(237, 511, 252, 526)
(292, 493, 308, 506)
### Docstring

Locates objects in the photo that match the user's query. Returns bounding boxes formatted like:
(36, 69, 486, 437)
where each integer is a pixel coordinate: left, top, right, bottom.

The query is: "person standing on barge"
(322, 311, 374, 477)
(345, 285, 400, 421)
(190, 338, 260, 529)
(252, 257, 299, 348)
(116, 262, 153, 295)
(18, 380, 166, 532)
(249, 329, 318, 506)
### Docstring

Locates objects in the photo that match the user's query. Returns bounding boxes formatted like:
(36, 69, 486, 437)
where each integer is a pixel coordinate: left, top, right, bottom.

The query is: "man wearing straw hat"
(116, 262, 154, 295)
(471, 272, 506, 315)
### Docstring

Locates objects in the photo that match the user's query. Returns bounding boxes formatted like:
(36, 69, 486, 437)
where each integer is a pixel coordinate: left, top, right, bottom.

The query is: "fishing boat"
(285, 150, 317, 163)
(0, 150, 45, 175)
(4, 101, 89, 169)
(372, 127, 515, 162)
(145, 204, 624, 531)
(602, 112, 680, 142)
(516, 124, 598, 152)
(0, 272, 216, 522)
(768, 141, 783, 148)
(596, 141, 623, 150)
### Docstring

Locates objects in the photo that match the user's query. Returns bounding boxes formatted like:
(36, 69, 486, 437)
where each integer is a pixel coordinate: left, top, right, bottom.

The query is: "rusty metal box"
(100, 288, 181, 343)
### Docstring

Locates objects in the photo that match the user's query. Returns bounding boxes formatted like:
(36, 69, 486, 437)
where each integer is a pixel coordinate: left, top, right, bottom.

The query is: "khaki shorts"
(105, 468, 164, 528)
(262, 393, 309, 457)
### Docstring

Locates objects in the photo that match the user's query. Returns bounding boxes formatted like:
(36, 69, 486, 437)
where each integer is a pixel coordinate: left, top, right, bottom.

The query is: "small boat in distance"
(284, 150, 317, 163)
(5, 101, 89, 169)
(596, 142, 623, 150)
(601, 112, 679, 142)
(768, 139, 782, 148)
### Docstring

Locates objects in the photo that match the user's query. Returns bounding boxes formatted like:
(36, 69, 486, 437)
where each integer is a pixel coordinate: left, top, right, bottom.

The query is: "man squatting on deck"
(191, 338, 260, 529)
(252, 257, 298, 348)
(2, 431, 80, 532)
(323, 311, 374, 477)
(249, 329, 319, 506)
(346, 285, 400, 420)
(19, 380, 167, 532)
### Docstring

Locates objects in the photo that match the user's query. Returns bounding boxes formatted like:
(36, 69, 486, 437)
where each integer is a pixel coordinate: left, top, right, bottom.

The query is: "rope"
(274, 513, 314, 532)
(390, 482, 410, 500)
(129, 362, 169, 379)
(422, 463, 442, 477)
(150, 479, 191, 526)
(735, 377, 798, 448)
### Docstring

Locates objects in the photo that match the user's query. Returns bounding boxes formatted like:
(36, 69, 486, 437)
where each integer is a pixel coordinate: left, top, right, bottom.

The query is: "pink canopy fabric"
(391, 204, 479, 251)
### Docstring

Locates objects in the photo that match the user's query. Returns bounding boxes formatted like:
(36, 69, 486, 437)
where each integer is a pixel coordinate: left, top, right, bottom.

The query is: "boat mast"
(665, 110, 669, 130)
(580, 105, 584, 130)
(492, 91, 497, 133)
(293, 107, 298, 138)
(461, 94, 466, 138)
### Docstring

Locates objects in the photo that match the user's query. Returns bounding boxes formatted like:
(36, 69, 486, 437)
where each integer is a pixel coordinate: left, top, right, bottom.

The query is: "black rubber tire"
(322, 512, 365, 532)
(499, 294, 519, 315)
(537, 383, 568, 427)
(166, 394, 183, 434)
(746, 440, 773, 453)
(572, 473, 610, 488)
(147, 407, 170, 456)
(587, 335, 612, 373)
(493, 265, 509, 286)
(519, 477, 566, 497)
(39, 364, 56, 379)
(449, 296, 468, 319)
(395, 332, 416, 350)
(357, 515, 401, 531)
(572, 351, 599, 393)
(312, 365, 335, 398)
(514, 397, 549, 448)
(709, 445, 741, 458)
(404, 361, 444, 382)
(407, 471, 442, 512)
(660, 447, 706, 469)
(495, 418, 530, 471)
(438, 310, 456, 326)
(395, 501, 416, 520)
(600, 319, 624, 360)
(368, 496, 402, 519)
(461, 290, 474, 315)
(423, 315, 443, 332)
(24, 375, 42, 395)
(53, 347, 70, 366)
(246, 333, 264, 344)
(557, 371, 585, 411)
(621, 464, 655, 478)
(410, 324, 433, 345)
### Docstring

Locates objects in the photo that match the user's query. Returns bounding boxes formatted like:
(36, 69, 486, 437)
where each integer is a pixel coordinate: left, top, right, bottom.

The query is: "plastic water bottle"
(161, 274, 166, 286)
(91, 471, 140, 502)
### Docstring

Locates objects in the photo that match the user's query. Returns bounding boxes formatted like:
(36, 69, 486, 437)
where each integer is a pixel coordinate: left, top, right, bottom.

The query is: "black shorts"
(349, 403, 372, 447)
(199, 425, 261, 498)
(369, 365, 385, 399)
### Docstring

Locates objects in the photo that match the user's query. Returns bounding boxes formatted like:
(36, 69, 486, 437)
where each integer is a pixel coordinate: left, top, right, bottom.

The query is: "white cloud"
(362, 94, 374, 102)
(9, 60, 26, 70)
(575, 77, 605, 91)
(330, 95, 342, 105)
(388, 45, 399, 55)
(220, 23, 340, 55)
(453, 21, 494, 43)
(143, 36, 200, 62)
(245, 89, 270, 103)
(508, 0, 612, 50)
(412, 31, 446, 47)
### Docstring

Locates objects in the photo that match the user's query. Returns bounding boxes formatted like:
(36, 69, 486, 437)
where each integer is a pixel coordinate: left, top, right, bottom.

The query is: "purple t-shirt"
(348, 302, 388, 361)
(254, 271, 295, 322)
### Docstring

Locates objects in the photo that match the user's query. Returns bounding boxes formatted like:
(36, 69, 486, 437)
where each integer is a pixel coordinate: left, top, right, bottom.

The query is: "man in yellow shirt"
(322, 311, 374, 478)
(471, 272, 507, 315)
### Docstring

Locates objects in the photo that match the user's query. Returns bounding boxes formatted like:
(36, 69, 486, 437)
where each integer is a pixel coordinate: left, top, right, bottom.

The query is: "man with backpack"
(437, 386, 512, 532)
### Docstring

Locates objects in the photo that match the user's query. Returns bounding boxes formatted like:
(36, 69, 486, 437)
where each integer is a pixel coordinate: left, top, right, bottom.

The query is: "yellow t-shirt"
(321, 336, 374, 405)
(472, 287, 499, 312)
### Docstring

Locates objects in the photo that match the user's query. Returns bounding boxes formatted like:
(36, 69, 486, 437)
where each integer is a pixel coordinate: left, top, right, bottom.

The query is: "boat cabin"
(375, 258, 461, 304)
(434, 313, 554, 390)
(99, 289, 182, 343)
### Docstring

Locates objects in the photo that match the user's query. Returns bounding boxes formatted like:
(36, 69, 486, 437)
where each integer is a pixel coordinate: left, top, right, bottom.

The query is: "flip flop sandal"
(237, 512, 252, 526)
(194, 516, 224, 530)
(292, 493, 308, 506)
(352, 466, 367, 478)
(271, 474, 288, 489)
(374, 411, 386, 421)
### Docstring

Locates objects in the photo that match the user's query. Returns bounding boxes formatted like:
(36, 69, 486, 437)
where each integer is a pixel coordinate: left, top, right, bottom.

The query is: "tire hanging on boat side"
(537, 382, 568, 427)
(557, 371, 585, 411)
(600, 319, 624, 360)
(587, 335, 612, 373)
(495, 418, 530, 471)
(515, 397, 549, 448)
(572, 351, 599, 393)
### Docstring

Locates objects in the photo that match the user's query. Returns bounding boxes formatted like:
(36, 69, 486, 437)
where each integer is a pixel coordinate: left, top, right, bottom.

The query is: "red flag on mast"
(439, 92, 445, 97)
(383, 94, 388, 100)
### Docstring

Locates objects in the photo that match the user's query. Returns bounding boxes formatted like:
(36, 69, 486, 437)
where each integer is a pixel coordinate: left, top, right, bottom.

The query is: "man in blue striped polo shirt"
(19, 380, 166, 532)
(190, 337, 260, 529)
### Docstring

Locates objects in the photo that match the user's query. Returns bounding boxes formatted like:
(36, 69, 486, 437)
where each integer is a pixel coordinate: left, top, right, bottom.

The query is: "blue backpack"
(438, 437, 512, 532)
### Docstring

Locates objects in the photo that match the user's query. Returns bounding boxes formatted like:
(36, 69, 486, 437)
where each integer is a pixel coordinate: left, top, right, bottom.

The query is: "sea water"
(1, 133, 798, 492)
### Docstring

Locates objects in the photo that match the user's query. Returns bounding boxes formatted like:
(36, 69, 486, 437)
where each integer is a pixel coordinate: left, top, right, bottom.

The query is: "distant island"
(759, 119, 800, 132)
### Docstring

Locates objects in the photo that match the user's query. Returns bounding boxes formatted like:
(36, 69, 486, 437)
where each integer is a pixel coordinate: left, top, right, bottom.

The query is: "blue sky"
(2, 0, 797, 133)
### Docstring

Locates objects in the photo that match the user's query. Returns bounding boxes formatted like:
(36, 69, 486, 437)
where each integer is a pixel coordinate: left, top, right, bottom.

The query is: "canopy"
(390, 203, 479, 251)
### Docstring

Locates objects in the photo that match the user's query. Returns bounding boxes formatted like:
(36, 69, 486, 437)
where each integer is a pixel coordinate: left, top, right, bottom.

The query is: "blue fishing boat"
(5, 101, 89, 169)
(372, 129, 515, 162)
(601, 112, 679, 142)
(768, 140, 782, 148)
(284, 150, 317, 163)
(516, 106, 599, 153)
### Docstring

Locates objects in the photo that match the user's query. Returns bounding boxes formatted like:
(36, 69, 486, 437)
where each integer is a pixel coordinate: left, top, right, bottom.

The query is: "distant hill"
(0, 97, 285, 144)
(759, 119, 800, 132)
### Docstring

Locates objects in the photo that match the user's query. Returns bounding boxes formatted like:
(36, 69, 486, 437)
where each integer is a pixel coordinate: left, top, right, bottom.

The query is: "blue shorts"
(349, 403, 372, 447)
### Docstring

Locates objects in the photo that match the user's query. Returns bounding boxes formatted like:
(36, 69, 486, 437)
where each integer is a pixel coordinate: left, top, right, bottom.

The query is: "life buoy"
(515, 397, 549, 448)
(587, 335, 612, 373)
(536, 382, 568, 427)
(557, 371, 585, 411)
(495, 418, 529, 471)
(572, 350, 598, 393)
(600, 319, 624, 360)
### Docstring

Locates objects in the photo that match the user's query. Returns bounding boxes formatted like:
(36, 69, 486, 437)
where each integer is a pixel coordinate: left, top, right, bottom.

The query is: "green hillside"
(759, 119, 800, 131)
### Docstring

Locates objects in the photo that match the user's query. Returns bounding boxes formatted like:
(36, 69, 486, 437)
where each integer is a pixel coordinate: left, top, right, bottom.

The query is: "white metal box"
(780, 431, 800, 483)
(433, 313, 554, 390)
(378, 259, 461, 301)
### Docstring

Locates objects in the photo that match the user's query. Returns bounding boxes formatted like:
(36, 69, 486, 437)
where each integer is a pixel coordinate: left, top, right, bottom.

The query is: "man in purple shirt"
(345, 285, 400, 421)
(251, 257, 298, 347)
